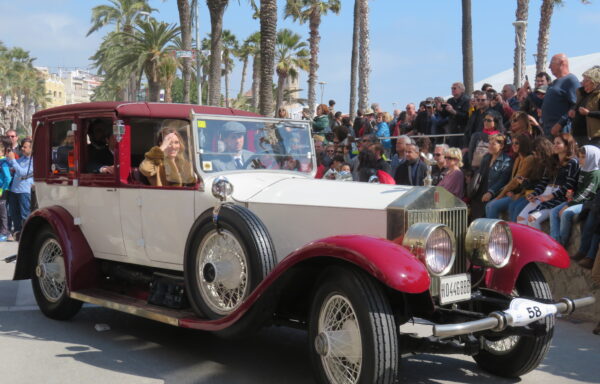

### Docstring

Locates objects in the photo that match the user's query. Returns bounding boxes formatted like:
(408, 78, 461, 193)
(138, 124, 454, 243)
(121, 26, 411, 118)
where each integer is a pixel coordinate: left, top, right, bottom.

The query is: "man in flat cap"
(212, 121, 254, 171)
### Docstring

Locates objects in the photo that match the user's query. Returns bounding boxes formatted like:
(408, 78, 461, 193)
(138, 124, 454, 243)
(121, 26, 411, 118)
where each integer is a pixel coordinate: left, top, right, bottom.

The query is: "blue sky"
(1, 0, 599, 113)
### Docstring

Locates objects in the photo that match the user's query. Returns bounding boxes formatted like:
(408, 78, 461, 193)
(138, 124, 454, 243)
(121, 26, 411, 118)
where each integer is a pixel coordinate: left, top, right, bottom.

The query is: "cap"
(534, 85, 548, 94)
(222, 121, 246, 135)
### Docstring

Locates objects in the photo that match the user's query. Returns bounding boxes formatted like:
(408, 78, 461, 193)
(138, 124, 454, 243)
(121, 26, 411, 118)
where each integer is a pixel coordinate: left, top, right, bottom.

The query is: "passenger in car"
(53, 131, 74, 172)
(212, 121, 254, 171)
(139, 127, 196, 187)
(86, 119, 114, 174)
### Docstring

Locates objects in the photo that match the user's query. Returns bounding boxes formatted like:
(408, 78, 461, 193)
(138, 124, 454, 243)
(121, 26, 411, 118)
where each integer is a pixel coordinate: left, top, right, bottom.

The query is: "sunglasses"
(484, 118, 494, 122)
(433, 153, 442, 157)
(444, 156, 456, 160)
(513, 142, 520, 146)
(8, 135, 16, 138)
(476, 98, 487, 102)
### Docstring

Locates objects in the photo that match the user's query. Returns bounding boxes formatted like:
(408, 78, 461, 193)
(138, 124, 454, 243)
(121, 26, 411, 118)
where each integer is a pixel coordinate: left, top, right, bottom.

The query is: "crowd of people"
(308, 53, 600, 335)
(0, 129, 34, 242)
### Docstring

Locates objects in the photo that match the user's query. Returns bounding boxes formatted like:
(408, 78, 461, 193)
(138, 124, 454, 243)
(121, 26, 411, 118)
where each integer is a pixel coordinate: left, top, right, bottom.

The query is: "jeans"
(578, 212, 600, 256)
(509, 197, 529, 222)
(549, 202, 582, 246)
(485, 196, 511, 219)
(8, 192, 31, 233)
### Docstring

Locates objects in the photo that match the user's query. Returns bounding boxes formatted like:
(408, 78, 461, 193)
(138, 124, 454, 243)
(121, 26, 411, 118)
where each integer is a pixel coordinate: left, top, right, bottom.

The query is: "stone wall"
(537, 220, 599, 322)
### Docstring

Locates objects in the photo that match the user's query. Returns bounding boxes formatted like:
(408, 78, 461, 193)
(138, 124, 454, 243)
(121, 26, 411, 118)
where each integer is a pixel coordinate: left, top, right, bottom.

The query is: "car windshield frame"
(189, 113, 316, 177)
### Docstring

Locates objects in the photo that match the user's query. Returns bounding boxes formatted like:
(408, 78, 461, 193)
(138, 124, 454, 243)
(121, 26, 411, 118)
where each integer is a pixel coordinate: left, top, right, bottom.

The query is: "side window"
(81, 118, 115, 174)
(50, 120, 74, 175)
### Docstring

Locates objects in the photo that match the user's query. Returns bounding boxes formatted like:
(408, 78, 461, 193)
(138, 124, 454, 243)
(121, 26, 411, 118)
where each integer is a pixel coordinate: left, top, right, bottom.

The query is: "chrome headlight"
(465, 219, 512, 268)
(402, 223, 456, 276)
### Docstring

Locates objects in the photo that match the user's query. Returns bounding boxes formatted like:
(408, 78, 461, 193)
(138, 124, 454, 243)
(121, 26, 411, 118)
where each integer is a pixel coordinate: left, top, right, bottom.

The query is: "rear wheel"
(308, 267, 399, 384)
(31, 228, 82, 320)
(473, 264, 554, 377)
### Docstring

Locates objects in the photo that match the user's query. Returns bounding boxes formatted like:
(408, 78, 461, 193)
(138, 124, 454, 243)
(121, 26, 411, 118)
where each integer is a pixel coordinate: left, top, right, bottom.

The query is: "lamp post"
(318, 81, 327, 105)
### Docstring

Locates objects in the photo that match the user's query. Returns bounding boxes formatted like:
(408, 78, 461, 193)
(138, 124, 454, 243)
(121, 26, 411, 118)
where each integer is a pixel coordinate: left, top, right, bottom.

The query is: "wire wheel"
(317, 293, 363, 384)
(196, 229, 249, 316)
(35, 238, 66, 303)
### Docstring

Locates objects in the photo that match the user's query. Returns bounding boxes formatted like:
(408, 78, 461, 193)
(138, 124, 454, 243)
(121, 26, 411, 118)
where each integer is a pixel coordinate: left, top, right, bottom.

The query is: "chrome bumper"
(433, 296, 596, 338)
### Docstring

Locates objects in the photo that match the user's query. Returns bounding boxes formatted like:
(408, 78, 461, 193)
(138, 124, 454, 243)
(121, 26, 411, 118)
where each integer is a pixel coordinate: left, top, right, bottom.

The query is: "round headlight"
(403, 223, 456, 276)
(465, 219, 513, 268)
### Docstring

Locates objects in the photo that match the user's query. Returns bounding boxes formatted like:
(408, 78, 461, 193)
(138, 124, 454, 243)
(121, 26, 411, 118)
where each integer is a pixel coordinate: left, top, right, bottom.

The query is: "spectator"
(520, 72, 551, 121)
(464, 90, 496, 147)
(323, 155, 345, 180)
(0, 136, 13, 241)
(314, 138, 331, 168)
(353, 110, 365, 137)
(375, 112, 391, 156)
(356, 146, 379, 182)
(502, 84, 520, 111)
(331, 111, 343, 132)
(400, 103, 418, 135)
(543, 53, 581, 137)
(485, 134, 535, 220)
(466, 110, 503, 171)
(569, 66, 600, 146)
(350, 134, 377, 181)
(438, 147, 465, 199)
(442, 82, 470, 148)
(413, 98, 440, 137)
(509, 111, 543, 139)
(517, 133, 579, 229)
(277, 107, 288, 118)
(5, 129, 21, 157)
(7, 138, 33, 237)
(549, 145, 600, 246)
(394, 143, 427, 186)
(432, 144, 449, 185)
(328, 99, 336, 129)
(312, 104, 331, 134)
(416, 136, 433, 163)
(481, 83, 493, 92)
(390, 135, 411, 177)
(470, 134, 513, 220)
(371, 143, 392, 175)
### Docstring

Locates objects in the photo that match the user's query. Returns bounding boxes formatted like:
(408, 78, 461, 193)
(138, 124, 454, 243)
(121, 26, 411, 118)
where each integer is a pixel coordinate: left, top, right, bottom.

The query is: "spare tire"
(185, 204, 277, 321)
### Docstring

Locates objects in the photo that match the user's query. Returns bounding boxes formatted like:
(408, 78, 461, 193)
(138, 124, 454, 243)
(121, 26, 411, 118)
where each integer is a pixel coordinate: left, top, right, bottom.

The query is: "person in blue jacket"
(7, 138, 33, 236)
(0, 136, 14, 241)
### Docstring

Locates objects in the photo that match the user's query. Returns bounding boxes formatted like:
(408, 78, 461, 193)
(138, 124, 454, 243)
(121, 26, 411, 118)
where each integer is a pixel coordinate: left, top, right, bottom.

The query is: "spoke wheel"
(474, 264, 554, 377)
(196, 229, 249, 315)
(309, 267, 398, 384)
(31, 227, 82, 320)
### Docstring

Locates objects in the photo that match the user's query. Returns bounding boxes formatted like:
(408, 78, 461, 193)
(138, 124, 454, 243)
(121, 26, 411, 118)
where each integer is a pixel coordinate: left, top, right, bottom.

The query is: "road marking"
(0, 305, 39, 312)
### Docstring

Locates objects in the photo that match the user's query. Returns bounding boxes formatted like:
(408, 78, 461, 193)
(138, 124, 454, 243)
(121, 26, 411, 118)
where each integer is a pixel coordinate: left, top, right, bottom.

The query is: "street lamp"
(318, 81, 327, 105)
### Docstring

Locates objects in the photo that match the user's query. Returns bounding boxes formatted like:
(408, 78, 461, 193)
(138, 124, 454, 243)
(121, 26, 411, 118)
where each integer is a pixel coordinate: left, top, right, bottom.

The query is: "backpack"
(471, 138, 489, 168)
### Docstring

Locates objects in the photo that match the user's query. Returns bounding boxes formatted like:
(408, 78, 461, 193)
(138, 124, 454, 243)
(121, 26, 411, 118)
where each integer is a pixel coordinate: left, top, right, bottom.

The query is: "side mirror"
(113, 120, 125, 142)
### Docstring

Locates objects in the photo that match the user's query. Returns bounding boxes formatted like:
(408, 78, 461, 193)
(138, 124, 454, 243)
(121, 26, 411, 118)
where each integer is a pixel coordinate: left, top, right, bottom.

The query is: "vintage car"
(13, 101, 594, 384)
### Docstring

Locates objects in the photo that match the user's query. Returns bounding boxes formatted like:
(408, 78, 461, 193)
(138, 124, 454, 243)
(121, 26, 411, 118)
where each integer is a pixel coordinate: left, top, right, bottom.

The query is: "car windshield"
(194, 116, 314, 174)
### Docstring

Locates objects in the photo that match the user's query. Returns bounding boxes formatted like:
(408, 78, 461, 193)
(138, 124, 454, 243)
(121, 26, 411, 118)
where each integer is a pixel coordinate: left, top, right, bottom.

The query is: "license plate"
(439, 274, 471, 305)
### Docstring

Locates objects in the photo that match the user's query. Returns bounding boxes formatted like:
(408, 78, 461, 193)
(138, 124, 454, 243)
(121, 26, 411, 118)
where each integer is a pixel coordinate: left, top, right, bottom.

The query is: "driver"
(213, 121, 254, 171)
(86, 119, 114, 174)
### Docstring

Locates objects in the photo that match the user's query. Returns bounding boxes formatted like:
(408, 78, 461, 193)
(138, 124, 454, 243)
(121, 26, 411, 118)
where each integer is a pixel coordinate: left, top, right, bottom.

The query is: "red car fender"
(180, 235, 430, 330)
(15, 206, 99, 292)
(484, 222, 569, 294)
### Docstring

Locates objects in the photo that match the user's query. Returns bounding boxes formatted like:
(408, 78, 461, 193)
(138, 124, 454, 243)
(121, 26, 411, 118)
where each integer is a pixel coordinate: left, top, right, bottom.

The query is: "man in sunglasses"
(432, 144, 449, 185)
(6, 130, 21, 158)
(441, 82, 470, 147)
(464, 90, 492, 149)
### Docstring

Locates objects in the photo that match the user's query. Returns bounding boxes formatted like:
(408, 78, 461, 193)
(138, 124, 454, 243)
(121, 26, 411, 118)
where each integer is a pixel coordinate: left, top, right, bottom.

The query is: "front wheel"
(308, 267, 399, 384)
(473, 263, 554, 377)
(31, 228, 82, 320)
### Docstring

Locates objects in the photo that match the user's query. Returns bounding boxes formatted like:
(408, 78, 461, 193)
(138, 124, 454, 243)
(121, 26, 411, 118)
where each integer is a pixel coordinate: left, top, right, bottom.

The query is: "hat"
(582, 66, 600, 85)
(222, 121, 246, 135)
(364, 107, 374, 115)
(534, 85, 548, 94)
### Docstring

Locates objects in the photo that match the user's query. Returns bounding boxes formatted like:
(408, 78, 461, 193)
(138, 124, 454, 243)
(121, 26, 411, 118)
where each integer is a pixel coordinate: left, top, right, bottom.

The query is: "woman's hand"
(527, 115, 540, 127)
(539, 194, 553, 203)
(526, 193, 537, 203)
(506, 191, 514, 198)
(528, 214, 536, 223)
(579, 107, 590, 116)
(160, 133, 176, 152)
(568, 109, 576, 118)
(481, 192, 492, 202)
(559, 205, 568, 218)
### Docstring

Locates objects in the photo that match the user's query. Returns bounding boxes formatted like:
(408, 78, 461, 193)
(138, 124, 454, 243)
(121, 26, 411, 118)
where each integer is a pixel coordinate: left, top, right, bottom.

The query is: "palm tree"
(177, 0, 193, 103)
(160, 55, 179, 103)
(535, 0, 557, 74)
(206, 0, 230, 106)
(87, 0, 155, 101)
(259, 0, 277, 117)
(461, 0, 473, 95)
(513, 0, 529, 87)
(244, 32, 262, 111)
(274, 29, 309, 113)
(358, 0, 369, 111)
(284, 0, 341, 117)
(112, 19, 181, 101)
(349, 0, 359, 119)
(221, 30, 239, 107)
(236, 33, 259, 99)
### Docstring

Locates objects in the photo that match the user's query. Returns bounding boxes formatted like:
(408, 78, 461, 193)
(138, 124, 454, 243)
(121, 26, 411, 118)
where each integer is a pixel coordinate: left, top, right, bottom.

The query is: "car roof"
(32, 102, 261, 120)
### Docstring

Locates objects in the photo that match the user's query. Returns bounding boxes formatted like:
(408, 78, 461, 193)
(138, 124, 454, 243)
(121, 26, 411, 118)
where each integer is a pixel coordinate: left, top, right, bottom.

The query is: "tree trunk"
(207, 0, 228, 106)
(239, 56, 248, 98)
(358, 0, 370, 112)
(178, 0, 192, 103)
(307, 11, 321, 117)
(259, 0, 276, 117)
(461, 0, 474, 95)
(225, 64, 230, 107)
(349, 0, 360, 120)
(275, 72, 286, 114)
(513, 0, 529, 88)
(252, 55, 261, 111)
(536, 0, 554, 74)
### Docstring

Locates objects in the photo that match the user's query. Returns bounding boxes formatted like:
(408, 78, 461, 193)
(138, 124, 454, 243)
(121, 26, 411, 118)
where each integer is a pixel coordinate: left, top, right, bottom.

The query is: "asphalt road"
(1, 241, 599, 384)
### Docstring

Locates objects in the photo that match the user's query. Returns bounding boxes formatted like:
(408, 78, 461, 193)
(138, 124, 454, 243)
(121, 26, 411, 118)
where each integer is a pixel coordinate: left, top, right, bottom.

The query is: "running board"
(70, 289, 199, 327)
